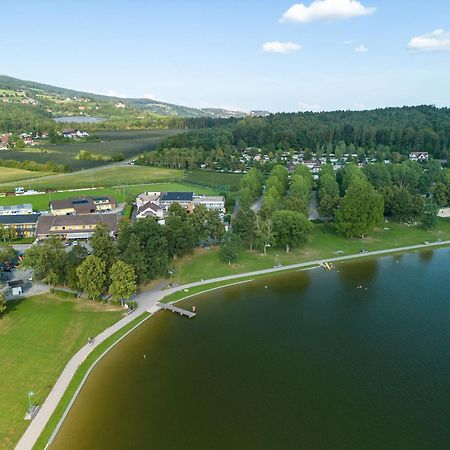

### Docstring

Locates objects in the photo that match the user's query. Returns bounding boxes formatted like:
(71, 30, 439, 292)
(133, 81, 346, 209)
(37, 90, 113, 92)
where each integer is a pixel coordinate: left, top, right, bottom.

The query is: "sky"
(1, 0, 450, 112)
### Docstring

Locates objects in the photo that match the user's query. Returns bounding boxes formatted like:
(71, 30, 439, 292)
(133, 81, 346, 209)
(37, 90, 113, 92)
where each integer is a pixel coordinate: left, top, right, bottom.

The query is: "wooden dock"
(156, 302, 196, 318)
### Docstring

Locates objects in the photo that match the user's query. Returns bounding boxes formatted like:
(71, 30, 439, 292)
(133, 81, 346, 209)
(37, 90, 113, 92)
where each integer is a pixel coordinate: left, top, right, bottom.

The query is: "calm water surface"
(51, 249, 450, 450)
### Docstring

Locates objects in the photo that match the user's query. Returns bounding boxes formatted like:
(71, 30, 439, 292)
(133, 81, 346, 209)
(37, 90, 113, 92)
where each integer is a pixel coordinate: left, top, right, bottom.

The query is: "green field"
(183, 170, 243, 191)
(0, 165, 183, 192)
(0, 129, 181, 171)
(173, 219, 450, 284)
(0, 167, 53, 184)
(0, 182, 219, 211)
(0, 293, 122, 449)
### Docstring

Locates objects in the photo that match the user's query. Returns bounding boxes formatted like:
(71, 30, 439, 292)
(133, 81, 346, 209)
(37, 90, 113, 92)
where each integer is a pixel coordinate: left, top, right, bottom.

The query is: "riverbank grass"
(173, 219, 450, 283)
(0, 292, 122, 450)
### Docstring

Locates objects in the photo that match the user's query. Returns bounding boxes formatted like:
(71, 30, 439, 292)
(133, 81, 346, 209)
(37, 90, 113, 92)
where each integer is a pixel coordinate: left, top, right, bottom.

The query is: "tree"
(165, 215, 194, 258)
(318, 172, 340, 218)
(219, 231, 240, 265)
(76, 256, 106, 300)
(90, 224, 118, 272)
(21, 238, 67, 285)
(272, 210, 313, 252)
(255, 216, 274, 254)
(0, 292, 6, 317)
(64, 245, 88, 288)
(0, 245, 16, 263)
(168, 202, 188, 221)
(117, 219, 168, 282)
(383, 186, 423, 223)
(432, 182, 449, 207)
(109, 260, 137, 303)
(422, 200, 439, 230)
(232, 208, 257, 250)
(336, 179, 384, 237)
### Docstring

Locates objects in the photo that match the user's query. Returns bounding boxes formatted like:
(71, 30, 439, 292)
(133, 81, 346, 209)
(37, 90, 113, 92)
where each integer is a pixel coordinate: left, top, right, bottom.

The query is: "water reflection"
(337, 258, 379, 289)
(419, 249, 434, 263)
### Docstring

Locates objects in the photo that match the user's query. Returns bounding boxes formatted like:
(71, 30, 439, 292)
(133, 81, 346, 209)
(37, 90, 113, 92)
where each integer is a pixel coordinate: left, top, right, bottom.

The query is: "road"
(308, 190, 320, 220)
(14, 239, 450, 450)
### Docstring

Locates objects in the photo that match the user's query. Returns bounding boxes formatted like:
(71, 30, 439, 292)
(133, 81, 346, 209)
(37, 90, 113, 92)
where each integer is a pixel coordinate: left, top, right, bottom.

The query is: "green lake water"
(51, 249, 450, 450)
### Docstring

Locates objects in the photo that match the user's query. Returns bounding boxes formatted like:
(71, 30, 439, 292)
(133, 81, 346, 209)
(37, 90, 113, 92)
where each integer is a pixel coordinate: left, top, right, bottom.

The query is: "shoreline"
(15, 239, 450, 450)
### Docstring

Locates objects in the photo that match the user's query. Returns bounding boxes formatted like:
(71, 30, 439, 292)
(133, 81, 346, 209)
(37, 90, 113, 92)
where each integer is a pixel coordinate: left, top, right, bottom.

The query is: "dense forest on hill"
(160, 106, 450, 159)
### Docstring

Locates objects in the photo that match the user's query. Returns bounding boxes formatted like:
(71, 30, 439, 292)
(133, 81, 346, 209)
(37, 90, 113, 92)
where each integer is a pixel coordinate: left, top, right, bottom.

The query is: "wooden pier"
(156, 303, 196, 318)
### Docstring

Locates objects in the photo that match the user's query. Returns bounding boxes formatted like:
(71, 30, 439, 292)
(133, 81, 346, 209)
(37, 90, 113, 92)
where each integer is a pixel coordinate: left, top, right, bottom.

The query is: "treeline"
(0, 159, 68, 173)
(0, 103, 55, 134)
(158, 106, 450, 159)
(22, 205, 225, 299)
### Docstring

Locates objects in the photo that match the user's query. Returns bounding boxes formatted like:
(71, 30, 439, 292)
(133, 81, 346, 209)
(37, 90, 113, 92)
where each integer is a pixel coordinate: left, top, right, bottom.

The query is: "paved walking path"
(15, 239, 450, 450)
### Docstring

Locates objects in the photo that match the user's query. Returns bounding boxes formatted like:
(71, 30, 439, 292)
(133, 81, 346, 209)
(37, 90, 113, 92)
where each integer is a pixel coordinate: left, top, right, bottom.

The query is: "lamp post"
(275, 254, 279, 267)
(263, 243, 271, 255)
(168, 268, 174, 287)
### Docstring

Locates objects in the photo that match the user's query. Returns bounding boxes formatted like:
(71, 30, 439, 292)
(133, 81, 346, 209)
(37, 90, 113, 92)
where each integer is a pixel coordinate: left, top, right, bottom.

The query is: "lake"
(50, 249, 450, 450)
(53, 116, 107, 123)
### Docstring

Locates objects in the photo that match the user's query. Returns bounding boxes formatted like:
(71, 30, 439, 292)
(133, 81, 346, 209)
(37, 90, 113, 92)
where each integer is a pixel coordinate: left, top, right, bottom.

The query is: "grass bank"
(173, 219, 450, 284)
(0, 292, 122, 450)
(33, 313, 150, 450)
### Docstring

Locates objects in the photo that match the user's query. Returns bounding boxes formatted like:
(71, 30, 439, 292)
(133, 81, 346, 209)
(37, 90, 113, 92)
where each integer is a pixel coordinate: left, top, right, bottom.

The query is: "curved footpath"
(15, 239, 450, 450)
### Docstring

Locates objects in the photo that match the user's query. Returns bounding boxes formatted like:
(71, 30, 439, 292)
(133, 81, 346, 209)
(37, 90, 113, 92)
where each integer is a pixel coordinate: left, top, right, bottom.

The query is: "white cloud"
(280, 0, 376, 23)
(144, 93, 156, 100)
(408, 29, 450, 52)
(299, 101, 322, 112)
(355, 44, 368, 52)
(344, 39, 355, 45)
(262, 41, 302, 54)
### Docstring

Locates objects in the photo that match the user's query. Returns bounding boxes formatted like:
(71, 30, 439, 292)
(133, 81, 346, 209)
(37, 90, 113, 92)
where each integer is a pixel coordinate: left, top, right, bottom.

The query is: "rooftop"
(161, 192, 194, 202)
(0, 214, 40, 225)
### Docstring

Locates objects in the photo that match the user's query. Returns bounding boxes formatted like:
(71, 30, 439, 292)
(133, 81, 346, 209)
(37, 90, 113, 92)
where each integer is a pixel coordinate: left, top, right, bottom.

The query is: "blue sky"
(1, 0, 450, 112)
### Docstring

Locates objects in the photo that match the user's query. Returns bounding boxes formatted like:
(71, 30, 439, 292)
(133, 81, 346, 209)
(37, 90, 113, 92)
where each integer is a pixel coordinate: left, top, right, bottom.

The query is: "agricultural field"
(0, 165, 183, 192)
(0, 292, 123, 449)
(183, 169, 243, 191)
(0, 129, 182, 170)
(0, 182, 220, 211)
(0, 167, 53, 184)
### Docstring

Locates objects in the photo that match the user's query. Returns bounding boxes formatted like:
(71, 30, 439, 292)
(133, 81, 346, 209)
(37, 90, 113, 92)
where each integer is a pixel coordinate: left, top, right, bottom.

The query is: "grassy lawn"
(183, 170, 243, 192)
(0, 166, 183, 192)
(0, 182, 219, 211)
(173, 219, 450, 284)
(0, 167, 53, 185)
(0, 292, 123, 449)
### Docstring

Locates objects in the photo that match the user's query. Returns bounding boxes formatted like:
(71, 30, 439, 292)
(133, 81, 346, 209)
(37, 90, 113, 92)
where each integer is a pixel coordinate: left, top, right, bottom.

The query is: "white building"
(409, 152, 429, 163)
(193, 196, 226, 213)
(0, 204, 33, 216)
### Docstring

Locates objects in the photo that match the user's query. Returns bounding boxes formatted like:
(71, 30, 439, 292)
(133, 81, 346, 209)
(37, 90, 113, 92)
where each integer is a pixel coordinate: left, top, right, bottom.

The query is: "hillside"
(0, 75, 259, 126)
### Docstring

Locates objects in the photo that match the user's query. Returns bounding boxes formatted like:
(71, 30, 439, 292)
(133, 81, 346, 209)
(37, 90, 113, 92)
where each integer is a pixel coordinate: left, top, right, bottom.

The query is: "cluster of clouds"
(262, 0, 449, 55)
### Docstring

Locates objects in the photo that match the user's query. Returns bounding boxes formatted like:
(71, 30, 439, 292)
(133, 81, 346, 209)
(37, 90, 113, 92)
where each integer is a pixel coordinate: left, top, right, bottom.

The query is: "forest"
(159, 106, 450, 159)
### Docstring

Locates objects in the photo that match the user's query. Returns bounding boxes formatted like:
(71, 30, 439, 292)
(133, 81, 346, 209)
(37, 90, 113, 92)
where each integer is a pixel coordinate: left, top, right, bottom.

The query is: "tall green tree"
(90, 224, 118, 272)
(76, 256, 107, 300)
(109, 260, 137, 303)
(219, 231, 240, 265)
(21, 238, 67, 285)
(165, 215, 194, 258)
(335, 179, 384, 237)
(232, 208, 257, 250)
(422, 200, 439, 231)
(272, 210, 313, 252)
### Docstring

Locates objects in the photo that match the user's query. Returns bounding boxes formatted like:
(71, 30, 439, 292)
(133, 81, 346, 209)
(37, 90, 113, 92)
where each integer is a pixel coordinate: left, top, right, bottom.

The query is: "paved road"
(308, 190, 320, 220)
(14, 239, 450, 450)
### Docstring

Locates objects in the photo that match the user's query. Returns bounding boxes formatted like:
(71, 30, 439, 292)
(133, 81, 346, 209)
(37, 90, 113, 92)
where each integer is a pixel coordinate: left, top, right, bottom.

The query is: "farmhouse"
(50, 196, 116, 215)
(36, 213, 119, 239)
(0, 204, 33, 216)
(135, 201, 165, 223)
(0, 214, 40, 237)
(409, 152, 429, 163)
